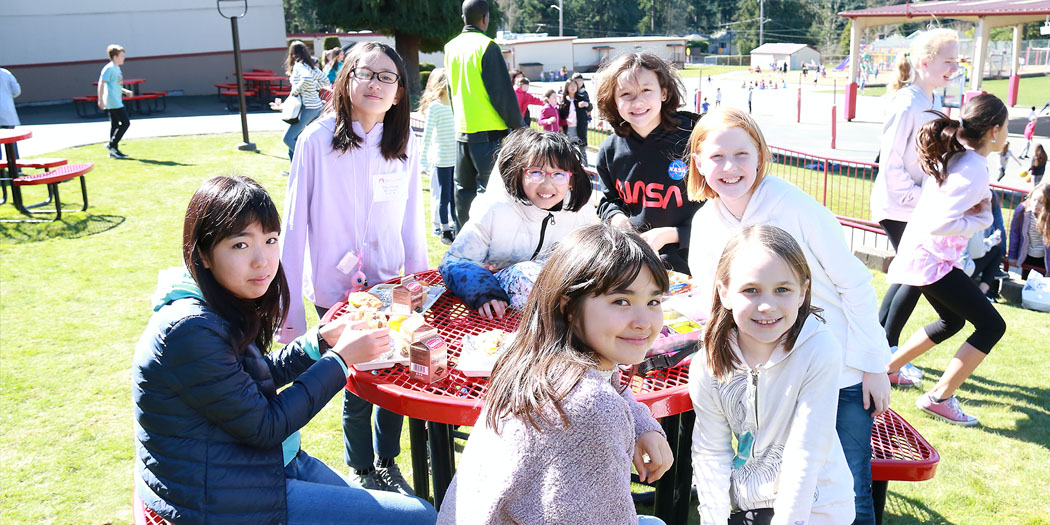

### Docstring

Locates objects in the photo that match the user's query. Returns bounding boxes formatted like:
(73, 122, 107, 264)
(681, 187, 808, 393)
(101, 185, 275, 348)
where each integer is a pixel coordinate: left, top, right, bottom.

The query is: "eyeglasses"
(523, 168, 571, 185)
(350, 68, 400, 85)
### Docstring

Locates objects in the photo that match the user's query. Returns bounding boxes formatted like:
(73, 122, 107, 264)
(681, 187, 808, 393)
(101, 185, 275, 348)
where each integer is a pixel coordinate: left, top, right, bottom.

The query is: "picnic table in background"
(77, 78, 166, 117)
(0, 129, 93, 222)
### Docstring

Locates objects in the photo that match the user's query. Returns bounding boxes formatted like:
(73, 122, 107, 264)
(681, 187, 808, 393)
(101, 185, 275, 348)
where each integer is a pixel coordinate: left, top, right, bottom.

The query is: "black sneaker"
(374, 463, 415, 496)
(440, 230, 455, 245)
(993, 269, 1010, 280)
(110, 147, 128, 159)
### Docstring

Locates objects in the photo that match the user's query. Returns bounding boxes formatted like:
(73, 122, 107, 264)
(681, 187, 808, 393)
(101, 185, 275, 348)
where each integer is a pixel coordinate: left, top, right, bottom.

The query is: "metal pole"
(759, 0, 765, 46)
(230, 16, 256, 151)
(559, 0, 563, 37)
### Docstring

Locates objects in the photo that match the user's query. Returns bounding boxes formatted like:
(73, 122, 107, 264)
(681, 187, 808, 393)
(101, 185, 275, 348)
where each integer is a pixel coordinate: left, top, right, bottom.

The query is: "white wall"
(2, 0, 286, 65)
(502, 40, 574, 72)
(573, 38, 686, 71)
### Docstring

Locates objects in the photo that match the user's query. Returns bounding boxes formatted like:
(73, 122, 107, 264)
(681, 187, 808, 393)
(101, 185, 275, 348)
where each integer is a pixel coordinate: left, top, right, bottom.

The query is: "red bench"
(72, 95, 102, 117)
(11, 162, 92, 221)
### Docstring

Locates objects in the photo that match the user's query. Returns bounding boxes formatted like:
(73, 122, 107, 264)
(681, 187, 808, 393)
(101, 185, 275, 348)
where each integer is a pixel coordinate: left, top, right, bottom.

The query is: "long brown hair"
(483, 224, 669, 432)
(917, 94, 1007, 185)
(1034, 144, 1047, 167)
(182, 176, 289, 354)
(686, 108, 772, 202)
(594, 52, 684, 137)
(889, 28, 958, 93)
(284, 40, 315, 76)
(704, 225, 822, 381)
(1028, 183, 1050, 245)
(417, 67, 448, 115)
(497, 128, 592, 212)
(329, 41, 410, 160)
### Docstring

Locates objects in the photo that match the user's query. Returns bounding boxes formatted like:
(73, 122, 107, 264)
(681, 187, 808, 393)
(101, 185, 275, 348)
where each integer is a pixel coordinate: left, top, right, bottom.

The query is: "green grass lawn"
(2, 133, 1049, 523)
(842, 75, 1050, 108)
(679, 64, 751, 78)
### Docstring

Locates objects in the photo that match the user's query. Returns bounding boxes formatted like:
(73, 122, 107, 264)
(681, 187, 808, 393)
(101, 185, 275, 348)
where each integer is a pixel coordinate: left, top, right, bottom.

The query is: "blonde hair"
(417, 67, 448, 115)
(890, 28, 958, 92)
(107, 44, 125, 59)
(686, 108, 772, 202)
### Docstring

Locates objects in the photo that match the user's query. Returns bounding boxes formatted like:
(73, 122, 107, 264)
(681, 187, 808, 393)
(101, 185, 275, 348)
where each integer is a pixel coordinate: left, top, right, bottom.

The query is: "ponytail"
(916, 111, 964, 185)
(889, 55, 911, 93)
(917, 93, 1008, 185)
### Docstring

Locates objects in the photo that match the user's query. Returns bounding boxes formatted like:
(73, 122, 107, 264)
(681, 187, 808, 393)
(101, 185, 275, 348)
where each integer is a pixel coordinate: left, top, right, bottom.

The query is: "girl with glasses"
(439, 128, 598, 319)
(278, 42, 424, 497)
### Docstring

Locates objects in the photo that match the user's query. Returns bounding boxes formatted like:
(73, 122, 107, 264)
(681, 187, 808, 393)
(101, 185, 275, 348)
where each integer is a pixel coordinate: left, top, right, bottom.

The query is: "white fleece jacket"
(690, 316, 855, 525)
(688, 175, 891, 388)
(870, 83, 940, 223)
(443, 190, 599, 271)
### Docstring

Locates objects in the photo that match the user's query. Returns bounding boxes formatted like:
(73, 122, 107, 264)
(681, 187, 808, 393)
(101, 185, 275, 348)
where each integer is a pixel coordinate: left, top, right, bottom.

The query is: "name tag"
(373, 172, 407, 202)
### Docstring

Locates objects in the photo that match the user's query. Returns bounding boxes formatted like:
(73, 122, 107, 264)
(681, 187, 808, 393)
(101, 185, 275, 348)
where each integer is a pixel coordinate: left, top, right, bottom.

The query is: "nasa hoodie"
(596, 111, 702, 273)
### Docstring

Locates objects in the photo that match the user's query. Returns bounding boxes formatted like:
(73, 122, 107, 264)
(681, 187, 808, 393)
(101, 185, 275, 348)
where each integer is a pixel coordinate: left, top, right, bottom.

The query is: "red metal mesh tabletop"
(326, 270, 692, 427)
(870, 408, 940, 481)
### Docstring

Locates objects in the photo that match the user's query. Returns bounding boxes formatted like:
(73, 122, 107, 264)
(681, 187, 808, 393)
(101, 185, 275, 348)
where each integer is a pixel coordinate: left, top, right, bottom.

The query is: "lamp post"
(549, 0, 563, 37)
(218, 0, 256, 152)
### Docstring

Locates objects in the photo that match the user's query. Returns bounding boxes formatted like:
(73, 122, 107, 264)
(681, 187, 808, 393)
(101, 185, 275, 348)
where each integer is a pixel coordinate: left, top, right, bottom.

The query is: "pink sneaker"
(916, 393, 979, 426)
(888, 370, 919, 389)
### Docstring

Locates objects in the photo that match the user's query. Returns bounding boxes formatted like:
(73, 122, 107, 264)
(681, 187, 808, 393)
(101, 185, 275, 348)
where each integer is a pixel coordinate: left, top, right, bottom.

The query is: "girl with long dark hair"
(133, 176, 435, 524)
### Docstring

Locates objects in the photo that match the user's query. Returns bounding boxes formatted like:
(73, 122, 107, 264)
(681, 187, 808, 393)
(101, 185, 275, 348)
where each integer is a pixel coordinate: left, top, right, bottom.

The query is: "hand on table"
(328, 318, 391, 365)
(634, 430, 673, 483)
(862, 371, 890, 417)
(639, 227, 678, 253)
(478, 299, 508, 320)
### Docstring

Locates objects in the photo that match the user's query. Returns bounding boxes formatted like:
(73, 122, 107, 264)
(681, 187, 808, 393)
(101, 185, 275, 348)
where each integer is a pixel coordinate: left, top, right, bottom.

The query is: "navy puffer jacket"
(132, 270, 346, 524)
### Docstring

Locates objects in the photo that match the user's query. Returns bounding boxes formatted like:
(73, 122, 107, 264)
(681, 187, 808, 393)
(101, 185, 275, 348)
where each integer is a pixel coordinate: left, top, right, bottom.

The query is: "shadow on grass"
(912, 365, 1050, 451)
(0, 214, 126, 244)
(883, 490, 954, 524)
(122, 158, 194, 167)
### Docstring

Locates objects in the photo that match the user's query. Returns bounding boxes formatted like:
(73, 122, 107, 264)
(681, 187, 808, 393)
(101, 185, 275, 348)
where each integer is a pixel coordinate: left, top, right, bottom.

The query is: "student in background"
(98, 44, 133, 158)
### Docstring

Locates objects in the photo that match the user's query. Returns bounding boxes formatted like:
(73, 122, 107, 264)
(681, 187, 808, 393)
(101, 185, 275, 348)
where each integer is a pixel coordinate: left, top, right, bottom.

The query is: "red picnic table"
(92, 77, 146, 95)
(323, 269, 939, 524)
(0, 128, 32, 207)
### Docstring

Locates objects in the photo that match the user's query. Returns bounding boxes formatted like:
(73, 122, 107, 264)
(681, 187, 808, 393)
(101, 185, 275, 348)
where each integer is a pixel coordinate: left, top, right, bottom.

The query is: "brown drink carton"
(409, 335, 448, 384)
(391, 277, 427, 314)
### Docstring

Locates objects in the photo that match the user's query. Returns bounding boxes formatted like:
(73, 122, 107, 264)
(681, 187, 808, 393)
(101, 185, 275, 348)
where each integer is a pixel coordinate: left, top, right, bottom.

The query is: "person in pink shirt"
(537, 89, 562, 133)
(514, 77, 544, 127)
(885, 93, 1009, 427)
(279, 41, 425, 496)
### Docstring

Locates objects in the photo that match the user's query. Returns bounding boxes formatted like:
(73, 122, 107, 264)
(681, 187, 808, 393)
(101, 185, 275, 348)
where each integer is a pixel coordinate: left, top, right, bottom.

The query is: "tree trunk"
(395, 32, 423, 107)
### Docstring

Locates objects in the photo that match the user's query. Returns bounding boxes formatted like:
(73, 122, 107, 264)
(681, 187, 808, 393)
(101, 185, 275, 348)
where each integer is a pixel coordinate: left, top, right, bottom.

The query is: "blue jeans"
(836, 382, 875, 525)
(284, 105, 324, 160)
(455, 138, 503, 227)
(434, 165, 456, 227)
(314, 304, 406, 471)
(285, 450, 436, 525)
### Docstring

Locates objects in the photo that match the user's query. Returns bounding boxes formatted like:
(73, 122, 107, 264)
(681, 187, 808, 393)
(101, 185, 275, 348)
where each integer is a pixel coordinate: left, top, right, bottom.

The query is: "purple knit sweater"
(436, 369, 665, 524)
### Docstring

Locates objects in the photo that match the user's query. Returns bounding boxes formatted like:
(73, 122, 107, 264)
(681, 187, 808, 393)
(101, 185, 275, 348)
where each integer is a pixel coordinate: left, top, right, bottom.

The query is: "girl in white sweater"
(690, 224, 854, 525)
(439, 128, 598, 319)
(686, 108, 889, 523)
(871, 28, 960, 388)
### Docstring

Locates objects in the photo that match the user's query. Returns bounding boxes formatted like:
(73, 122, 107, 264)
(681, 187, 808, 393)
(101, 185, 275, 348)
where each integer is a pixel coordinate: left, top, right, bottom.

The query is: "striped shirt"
(1028, 210, 1046, 257)
(420, 102, 456, 169)
(290, 61, 330, 110)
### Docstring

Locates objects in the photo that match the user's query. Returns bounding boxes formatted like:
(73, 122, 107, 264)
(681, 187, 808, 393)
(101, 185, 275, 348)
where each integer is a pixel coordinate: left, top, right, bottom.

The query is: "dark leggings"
(920, 268, 1005, 353)
(972, 245, 1004, 291)
(1021, 254, 1046, 279)
(878, 219, 923, 347)
(107, 107, 130, 148)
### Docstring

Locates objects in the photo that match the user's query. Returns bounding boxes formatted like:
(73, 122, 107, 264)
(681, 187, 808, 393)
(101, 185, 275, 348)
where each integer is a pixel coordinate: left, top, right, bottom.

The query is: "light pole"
(218, 0, 256, 152)
(759, 0, 765, 46)
(549, 0, 563, 37)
